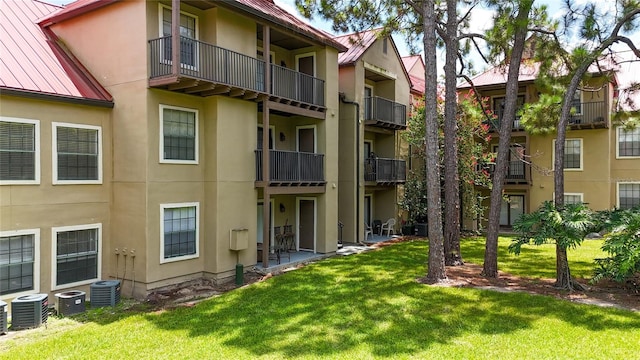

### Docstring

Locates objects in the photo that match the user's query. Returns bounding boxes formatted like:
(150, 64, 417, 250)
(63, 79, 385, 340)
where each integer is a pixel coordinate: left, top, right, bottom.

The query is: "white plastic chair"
(380, 218, 396, 236)
(365, 222, 373, 240)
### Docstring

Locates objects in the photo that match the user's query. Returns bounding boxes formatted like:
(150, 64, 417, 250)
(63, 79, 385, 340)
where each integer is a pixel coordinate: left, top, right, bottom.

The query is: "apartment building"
(335, 30, 410, 242)
(1, 0, 346, 303)
(458, 51, 640, 228)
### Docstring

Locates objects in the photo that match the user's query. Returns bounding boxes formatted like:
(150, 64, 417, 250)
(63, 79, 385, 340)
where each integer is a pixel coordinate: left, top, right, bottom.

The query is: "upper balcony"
(255, 150, 325, 188)
(364, 158, 406, 185)
(568, 101, 607, 129)
(477, 161, 530, 185)
(363, 96, 407, 130)
(487, 101, 607, 133)
(149, 36, 325, 112)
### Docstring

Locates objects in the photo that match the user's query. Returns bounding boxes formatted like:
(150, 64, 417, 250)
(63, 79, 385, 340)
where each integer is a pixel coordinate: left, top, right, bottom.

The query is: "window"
(1, 229, 39, 297)
(618, 183, 640, 210)
(617, 127, 640, 158)
(161, 203, 199, 262)
(53, 123, 101, 184)
(160, 4, 198, 68)
(554, 138, 583, 171)
(160, 105, 198, 163)
(382, 38, 388, 54)
(492, 96, 525, 129)
(0, 117, 39, 184)
(564, 193, 584, 205)
(53, 224, 100, 288)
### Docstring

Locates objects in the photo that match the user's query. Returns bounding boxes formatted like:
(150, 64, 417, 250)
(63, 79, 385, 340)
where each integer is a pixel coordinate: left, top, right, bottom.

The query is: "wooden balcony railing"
(364, 158, 406, 184)
(149, 36, 325, 108)
(363, 96, 407, 130)
(255, 150, 325, 185)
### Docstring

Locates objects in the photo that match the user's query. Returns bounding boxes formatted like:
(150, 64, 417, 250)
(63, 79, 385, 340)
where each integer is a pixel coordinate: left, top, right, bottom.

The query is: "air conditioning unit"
(55, 290, 86, 316)
(90, 280, 121, 307)
(11, 294, 48, 330)
(0, 300, 7, 334)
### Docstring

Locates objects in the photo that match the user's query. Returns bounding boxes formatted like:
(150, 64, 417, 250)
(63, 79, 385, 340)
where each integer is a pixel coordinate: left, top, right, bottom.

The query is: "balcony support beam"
(171, 0, 180, 78)
(261, 25, 271, 268)
(268, 100, 326, 120)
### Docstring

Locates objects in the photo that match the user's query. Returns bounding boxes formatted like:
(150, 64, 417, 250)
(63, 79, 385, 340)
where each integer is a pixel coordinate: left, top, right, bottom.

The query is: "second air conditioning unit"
(0, 300, 7, 334)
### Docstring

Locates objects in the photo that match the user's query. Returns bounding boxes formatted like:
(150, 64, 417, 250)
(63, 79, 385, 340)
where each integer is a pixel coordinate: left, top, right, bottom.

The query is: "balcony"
(477, 160, 529, 185)
(364, 158, 406, 184)
(363, 96, 407, 130)
(568, 101, 607, 129)
(255, 150, 325, 186)
(485, 116, 524, 132)
(149, 36, 325, 111)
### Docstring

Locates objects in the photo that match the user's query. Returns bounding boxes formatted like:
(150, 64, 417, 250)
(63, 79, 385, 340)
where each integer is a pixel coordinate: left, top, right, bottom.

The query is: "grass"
(461, 236, 606, 279)
(2, 239, 638, 360)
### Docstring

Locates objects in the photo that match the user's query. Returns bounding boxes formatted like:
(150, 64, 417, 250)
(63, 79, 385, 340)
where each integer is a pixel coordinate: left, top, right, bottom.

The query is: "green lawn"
(2, 240, 638, 360)
(461, 236, 606, 279)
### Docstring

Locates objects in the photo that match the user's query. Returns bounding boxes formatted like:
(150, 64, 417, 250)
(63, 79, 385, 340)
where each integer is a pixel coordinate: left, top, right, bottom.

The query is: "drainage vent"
(90, 280, 121, 307)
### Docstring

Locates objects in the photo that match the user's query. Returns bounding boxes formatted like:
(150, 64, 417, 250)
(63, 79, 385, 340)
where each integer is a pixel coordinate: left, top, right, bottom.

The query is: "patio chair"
(380, 218, 396, 236)
(365, 222, 373, 241)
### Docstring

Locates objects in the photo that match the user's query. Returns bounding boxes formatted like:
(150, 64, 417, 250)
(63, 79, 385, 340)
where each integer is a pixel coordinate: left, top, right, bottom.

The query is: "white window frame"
(0, 117, 40, 185)
(159, 104, 199, 164)
(563, 193, 584, 205)
(158, 3, 199, 70)
(296, 125, 317, 153)
(0, 228, 40, 299)
(160, 202, 200, 264)
(52, 122, 102, 185)
(51, 223, 101, 291)
(552, 138, 583, 171)
(295, 52, 317, 76)
(616, 126, 640, 159)
(617, 182, 640, 209)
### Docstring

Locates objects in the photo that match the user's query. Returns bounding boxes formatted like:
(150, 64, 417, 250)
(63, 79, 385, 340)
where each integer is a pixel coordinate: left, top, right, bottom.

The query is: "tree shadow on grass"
(144, 241, 640, 358)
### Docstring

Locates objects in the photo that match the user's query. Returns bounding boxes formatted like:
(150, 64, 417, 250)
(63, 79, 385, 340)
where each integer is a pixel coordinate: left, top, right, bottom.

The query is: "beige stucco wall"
(0, 95, 112, 303)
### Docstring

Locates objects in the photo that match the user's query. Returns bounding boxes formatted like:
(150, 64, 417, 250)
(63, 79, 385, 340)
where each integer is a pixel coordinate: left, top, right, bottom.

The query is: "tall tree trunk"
(444, 0, 462, 266)
(424, 0, 446, 283)
(483, 1, 533, 278)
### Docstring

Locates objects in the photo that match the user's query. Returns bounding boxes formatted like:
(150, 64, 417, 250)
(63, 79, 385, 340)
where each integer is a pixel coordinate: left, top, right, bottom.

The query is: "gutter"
(339, 93, 360, 243)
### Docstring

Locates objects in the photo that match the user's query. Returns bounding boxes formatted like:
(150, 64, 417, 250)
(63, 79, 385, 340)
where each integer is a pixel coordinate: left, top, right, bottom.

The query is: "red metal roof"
(334, 29, 379, 66)
(1, 0, 112, 105)
(402, 55, 421, 73)
(457, 62, 540, 89)
(233, 0, 347, 51)
(39, 0, 346, 52)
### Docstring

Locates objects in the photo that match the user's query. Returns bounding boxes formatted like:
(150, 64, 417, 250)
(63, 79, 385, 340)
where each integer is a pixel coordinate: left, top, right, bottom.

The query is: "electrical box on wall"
(230, 229, 249, 250)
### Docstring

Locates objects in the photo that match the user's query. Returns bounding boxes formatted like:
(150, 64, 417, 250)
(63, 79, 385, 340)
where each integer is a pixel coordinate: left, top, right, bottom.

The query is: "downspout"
(339, 94, 360, 242)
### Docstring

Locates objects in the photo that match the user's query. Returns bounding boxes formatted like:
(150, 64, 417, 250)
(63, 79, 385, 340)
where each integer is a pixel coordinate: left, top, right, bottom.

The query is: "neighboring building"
(458, 50, 640, 229)
(1, 0, 346, 304)
(335, 30, 410, 242)
(401, 55, 426, 113)
(1, 0, 113, 303)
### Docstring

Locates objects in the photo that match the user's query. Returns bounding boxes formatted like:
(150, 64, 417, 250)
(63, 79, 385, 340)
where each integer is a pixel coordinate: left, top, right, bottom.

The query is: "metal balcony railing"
(477, 160, 528, 183)
(255, 150, 324, 183)
(149, 36, 325, 107)
(364, 158, 406, 183)
(271, 64, 325, 106)
(363, 96, 407, 128)
(569, 101, 606, 126)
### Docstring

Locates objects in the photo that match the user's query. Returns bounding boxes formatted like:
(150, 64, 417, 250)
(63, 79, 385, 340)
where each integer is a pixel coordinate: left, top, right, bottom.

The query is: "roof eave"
(38, 0, 119, 27)
(1, 87, 114, 108)
(219, 1, 348, 52)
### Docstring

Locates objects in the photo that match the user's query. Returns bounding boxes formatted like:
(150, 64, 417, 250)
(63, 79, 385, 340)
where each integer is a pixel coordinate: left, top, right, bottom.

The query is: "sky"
(43, 0, 639, 74)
